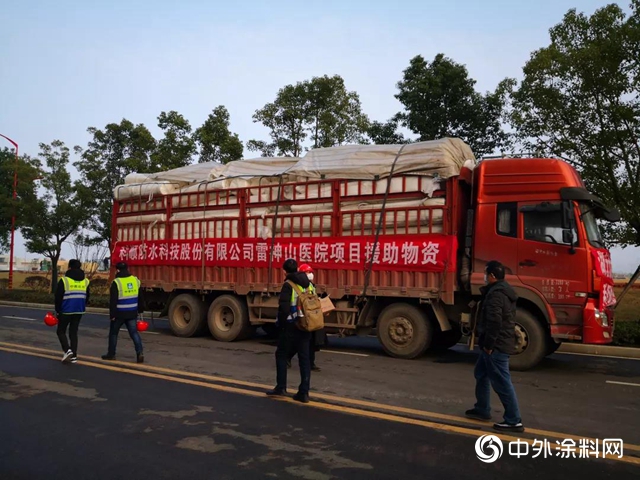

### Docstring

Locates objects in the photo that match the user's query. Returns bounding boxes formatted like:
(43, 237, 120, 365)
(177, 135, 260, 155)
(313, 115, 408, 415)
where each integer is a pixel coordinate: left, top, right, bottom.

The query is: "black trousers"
(57, 313, 82, 355)
(276, 323, 311, 394)
(288, 329, 323, 366)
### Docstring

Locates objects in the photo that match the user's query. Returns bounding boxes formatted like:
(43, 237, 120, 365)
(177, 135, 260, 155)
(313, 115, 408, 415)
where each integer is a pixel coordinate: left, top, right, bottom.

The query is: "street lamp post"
(0, 134, 18, 291)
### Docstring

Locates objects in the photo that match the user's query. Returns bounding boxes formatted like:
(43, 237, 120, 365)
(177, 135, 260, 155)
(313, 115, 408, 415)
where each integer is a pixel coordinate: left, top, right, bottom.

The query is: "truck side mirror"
(561, 201, 574, 229)
(562, 229, 573, 245)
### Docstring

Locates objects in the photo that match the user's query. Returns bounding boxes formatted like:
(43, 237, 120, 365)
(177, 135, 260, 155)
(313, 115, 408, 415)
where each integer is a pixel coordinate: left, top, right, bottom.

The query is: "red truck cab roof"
(474, 157, 585, 204)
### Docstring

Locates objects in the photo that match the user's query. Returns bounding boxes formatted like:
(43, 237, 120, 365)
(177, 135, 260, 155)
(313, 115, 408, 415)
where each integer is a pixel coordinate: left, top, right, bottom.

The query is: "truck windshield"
(579, 203, 605, 248)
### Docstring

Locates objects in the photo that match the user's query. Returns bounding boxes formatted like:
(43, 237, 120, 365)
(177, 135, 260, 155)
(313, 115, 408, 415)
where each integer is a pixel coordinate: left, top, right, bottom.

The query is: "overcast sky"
(1, 0, 638, 272)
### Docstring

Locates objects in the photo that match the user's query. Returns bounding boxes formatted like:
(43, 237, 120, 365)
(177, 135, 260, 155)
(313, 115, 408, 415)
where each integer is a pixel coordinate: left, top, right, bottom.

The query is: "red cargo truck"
(111, 138, 620, 370)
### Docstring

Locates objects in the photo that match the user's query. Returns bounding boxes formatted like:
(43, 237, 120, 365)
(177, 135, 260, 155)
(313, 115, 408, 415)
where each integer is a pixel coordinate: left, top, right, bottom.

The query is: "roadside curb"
(557, 342, 640, 359)
(0, 301, 156, 317)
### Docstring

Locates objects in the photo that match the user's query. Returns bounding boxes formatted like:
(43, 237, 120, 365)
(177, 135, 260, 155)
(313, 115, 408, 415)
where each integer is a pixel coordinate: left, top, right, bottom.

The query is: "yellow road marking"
(2, 341, 640, 459)
(0, 346, 266, 398)
(1, 344, 638, 467)
(0, 347, 640, 465)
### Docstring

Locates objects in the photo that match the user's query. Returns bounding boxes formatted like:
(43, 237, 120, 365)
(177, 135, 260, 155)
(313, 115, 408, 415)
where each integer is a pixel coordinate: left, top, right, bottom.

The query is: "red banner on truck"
(591, 248, 616, 309)
(113, 235, 457, 273)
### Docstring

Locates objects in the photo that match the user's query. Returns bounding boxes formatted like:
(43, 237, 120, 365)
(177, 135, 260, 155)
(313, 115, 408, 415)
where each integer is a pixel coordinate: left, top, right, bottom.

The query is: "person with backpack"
(267, 258, 319, 403)
(287, 263, 324, 371)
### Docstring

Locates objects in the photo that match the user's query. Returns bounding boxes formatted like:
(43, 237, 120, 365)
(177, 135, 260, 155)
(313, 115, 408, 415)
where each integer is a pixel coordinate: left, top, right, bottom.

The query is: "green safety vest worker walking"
(54, 259, 91, 364)
(102, 262, 144, 363)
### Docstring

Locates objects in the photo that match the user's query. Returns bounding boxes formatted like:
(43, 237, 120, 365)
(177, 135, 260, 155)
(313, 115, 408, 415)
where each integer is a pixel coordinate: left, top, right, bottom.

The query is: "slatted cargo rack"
(112, 174, 460, 329)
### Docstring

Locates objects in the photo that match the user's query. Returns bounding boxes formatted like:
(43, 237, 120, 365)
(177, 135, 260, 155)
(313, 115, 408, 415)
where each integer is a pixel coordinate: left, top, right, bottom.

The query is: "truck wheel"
(377, 304, 432, 359)
(168, 294, 207, 337)
(208, 295, 251, 342)
(509, 309, 548, 371)
(431, 328, 463, 351)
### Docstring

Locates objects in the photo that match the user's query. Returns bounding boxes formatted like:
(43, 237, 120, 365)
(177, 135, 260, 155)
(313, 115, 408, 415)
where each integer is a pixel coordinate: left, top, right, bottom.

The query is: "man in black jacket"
(101, 262, 144, 363)
(266, 258, 312, 403)
(287, 263, 323, 371)
(466, 260, 524, 432)
(54, 259, 90, 363)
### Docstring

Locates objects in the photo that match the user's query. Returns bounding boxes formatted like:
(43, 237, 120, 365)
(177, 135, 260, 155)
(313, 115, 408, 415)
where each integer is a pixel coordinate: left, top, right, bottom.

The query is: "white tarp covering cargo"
(213, 157, 299, 182)
(113, 138, 475, 200)
(126, 162, 225, 184)
(290, 138, 474, 180)
(114, 182, 181, 200)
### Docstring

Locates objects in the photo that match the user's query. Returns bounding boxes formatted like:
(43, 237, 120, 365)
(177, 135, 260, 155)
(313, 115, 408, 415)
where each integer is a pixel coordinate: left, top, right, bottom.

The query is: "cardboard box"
(320, 296, 335, 313)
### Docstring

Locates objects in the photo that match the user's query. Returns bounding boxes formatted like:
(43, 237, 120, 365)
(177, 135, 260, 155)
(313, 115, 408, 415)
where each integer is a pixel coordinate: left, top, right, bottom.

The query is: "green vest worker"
(287, 263, 324, 372)
(54, 259, 90, 364)
(101, 262, 144, 363)
(266, 258, 313, 403)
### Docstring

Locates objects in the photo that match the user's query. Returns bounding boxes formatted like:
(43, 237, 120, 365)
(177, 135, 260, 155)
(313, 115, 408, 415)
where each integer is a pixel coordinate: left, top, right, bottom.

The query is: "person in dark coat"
(101, 262, 144, 363)
(287, 263, 324, 371)
(54, 259, 90, 363)
(266, 258, 313, 403)
(465, 260, 524, 432)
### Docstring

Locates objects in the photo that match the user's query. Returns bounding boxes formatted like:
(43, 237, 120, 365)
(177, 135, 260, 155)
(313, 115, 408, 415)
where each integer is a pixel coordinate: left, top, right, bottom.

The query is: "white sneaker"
(70, 357, 78, 364)
(62, 349, 73, 363)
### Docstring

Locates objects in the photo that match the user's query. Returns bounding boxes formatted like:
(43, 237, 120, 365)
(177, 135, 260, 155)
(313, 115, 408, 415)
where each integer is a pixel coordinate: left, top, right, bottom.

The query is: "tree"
(249, 83, 309, 157)
(194, 106, 244, 164)
(395, 54, 513, 156)
(152, 111, 197, 169)
(367, 118, 409, 144)
(0, 148, 40, 252)
(509, 2, 640, 246)
(245, 140, 277, 157)
(75, 119, 157, 249)
(248, 75, 369, 156)
(305, 75, 369, 148)
(22, 141, 91, 292)
(66, 230, 109, 281)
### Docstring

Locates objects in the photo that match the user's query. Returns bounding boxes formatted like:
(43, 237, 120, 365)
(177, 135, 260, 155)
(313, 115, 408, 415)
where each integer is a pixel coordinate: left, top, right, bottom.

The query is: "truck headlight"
(595, 309, 609, 327)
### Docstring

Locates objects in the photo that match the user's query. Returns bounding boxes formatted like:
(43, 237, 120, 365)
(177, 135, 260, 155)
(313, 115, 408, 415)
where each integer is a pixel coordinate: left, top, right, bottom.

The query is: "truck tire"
(208, 295, 251, 342)
(431, 328, 463, 351)
(168, 294, 207, 337)
(377, 304, 433, 359)
(509, 309, 548, 371)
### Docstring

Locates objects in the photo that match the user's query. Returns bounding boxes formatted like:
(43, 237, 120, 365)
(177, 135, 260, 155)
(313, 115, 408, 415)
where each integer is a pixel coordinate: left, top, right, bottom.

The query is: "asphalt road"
(1, 305, 639, 479)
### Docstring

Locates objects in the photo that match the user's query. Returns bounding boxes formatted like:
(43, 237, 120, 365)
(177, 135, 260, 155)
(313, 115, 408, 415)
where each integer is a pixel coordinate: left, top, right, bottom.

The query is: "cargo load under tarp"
(113, 138, 475, 201)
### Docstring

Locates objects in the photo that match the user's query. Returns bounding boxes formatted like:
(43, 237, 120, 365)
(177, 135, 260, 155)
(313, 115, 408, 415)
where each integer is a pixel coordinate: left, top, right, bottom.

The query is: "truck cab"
(470, 157, 620, 370)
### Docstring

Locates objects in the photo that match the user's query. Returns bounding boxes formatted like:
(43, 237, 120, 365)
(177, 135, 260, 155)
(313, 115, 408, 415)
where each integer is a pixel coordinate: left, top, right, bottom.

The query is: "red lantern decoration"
(136, 319, 149, 332)
(44, 312, 58, 327)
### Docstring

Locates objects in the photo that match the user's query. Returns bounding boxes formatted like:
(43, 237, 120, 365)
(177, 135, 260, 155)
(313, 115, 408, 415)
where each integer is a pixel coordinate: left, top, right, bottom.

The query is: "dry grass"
(0, 271, 110, 294)
(614, 287, 639, 323)
(0, 271, 108, 282)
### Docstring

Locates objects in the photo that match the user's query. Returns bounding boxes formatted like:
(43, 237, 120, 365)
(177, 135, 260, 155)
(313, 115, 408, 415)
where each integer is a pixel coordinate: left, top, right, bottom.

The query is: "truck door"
(517, 201, 589, 308)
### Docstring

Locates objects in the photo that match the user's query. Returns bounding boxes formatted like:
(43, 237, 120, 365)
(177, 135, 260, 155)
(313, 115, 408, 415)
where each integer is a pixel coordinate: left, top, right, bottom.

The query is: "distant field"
(0, 271, 109, 283)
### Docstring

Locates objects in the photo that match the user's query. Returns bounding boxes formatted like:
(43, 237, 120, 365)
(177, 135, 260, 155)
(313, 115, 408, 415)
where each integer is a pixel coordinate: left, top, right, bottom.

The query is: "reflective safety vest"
(61, 277, 90, 314)
(114, 276, 141, 313)
(286, 284, 315, 322)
